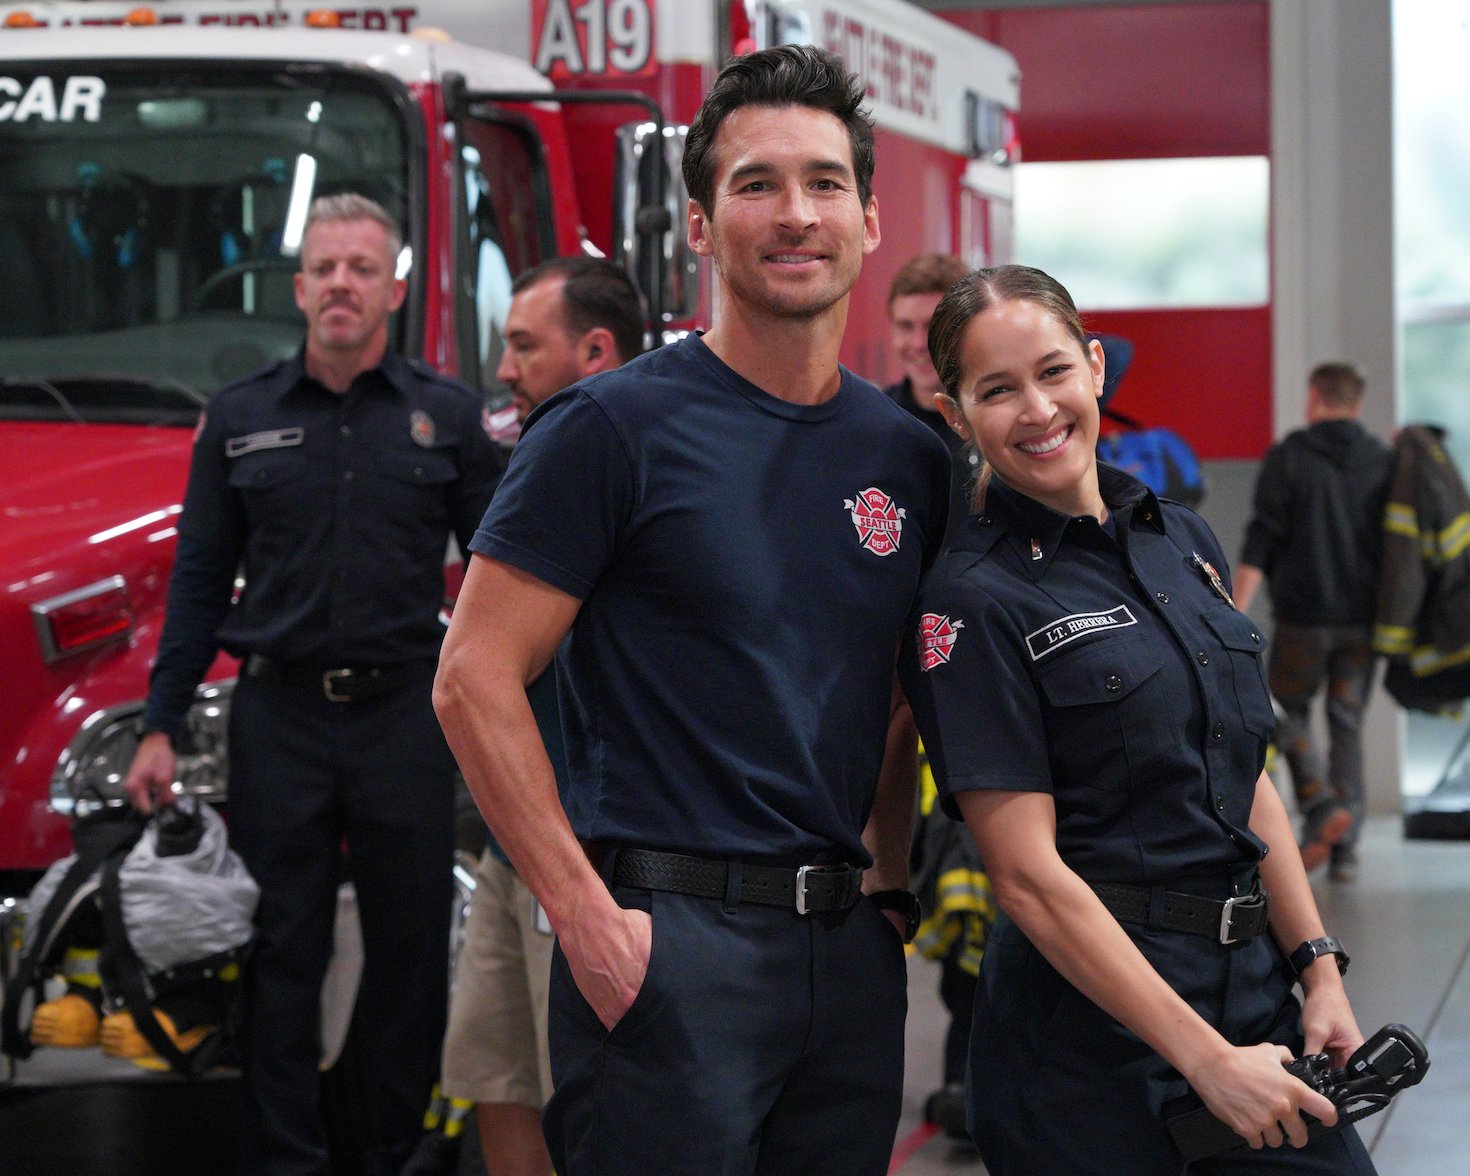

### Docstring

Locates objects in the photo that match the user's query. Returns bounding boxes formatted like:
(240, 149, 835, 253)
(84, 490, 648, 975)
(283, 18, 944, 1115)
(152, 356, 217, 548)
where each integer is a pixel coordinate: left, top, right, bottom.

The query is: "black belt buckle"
(323, 668, 354, 702)
(1218, 884, 1267, 944)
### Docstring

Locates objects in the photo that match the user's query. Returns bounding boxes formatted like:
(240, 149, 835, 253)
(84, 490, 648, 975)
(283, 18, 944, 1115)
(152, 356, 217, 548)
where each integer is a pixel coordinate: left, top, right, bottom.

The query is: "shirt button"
(1105, 674, 1123, 692)
(1216, 796, 1226, 811)
(1250, 631, 1261, 644)
(979, 516, 993, 526)
(1211, 723, 1224, 741)
(1196, 651, 1210, 666)
(341, 425, 351, 437)
(343, 470, 354, 482)
(1155, 592, 1170, 604)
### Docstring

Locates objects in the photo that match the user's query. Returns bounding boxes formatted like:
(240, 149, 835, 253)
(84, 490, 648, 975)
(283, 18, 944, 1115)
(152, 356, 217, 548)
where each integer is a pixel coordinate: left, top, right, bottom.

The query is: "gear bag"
(2, 800, 258, 1076)
(1097, 406, 1207, 509)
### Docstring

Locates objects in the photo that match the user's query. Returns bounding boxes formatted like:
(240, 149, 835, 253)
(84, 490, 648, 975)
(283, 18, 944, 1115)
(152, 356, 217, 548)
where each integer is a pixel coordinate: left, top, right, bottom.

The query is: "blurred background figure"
(1234, 362, 1393, 882)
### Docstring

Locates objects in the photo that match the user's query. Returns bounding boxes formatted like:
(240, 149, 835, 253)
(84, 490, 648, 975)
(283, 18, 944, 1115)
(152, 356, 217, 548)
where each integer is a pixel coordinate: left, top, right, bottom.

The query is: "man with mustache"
(123, 193, 504, 1176)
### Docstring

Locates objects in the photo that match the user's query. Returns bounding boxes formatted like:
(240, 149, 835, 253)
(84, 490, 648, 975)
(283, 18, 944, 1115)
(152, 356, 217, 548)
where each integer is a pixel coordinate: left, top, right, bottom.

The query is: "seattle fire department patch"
(844, 487, 906, 556)
(918, 613, 964, 671)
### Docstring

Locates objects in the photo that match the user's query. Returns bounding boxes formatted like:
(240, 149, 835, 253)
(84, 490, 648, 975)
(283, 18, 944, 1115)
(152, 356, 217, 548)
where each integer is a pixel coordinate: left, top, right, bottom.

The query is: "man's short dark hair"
(682, 44, 875, 218)
(888, 253, 969, 307)
(511, 257, 646, 363)
(1309, 361, 1366, 408)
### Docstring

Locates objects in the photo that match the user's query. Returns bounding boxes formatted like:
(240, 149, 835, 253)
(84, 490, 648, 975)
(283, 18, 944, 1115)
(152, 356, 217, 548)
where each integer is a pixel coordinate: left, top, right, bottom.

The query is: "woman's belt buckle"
(1218, 886, 1268, 944)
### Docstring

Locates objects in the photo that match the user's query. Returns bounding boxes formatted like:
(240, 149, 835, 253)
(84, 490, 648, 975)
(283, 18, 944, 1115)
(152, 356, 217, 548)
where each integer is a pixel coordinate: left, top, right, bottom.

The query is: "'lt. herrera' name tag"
(1026, 605, 1137, 661)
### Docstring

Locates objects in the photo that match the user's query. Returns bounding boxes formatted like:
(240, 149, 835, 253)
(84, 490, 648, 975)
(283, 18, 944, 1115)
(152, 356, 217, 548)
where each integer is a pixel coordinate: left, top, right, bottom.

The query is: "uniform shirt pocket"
(375, 448, 458, 526)
(1036, 633, 1168, 793)
(378, 449, 458, 486)
(1202, 609, 1275, 737)
(227, 450, 310, 540)
(1038, 635, 1162, 707)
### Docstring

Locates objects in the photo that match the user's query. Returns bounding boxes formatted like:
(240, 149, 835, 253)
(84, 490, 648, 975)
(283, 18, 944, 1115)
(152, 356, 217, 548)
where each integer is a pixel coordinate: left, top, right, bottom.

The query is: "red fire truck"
(0, 0, 1018, 917)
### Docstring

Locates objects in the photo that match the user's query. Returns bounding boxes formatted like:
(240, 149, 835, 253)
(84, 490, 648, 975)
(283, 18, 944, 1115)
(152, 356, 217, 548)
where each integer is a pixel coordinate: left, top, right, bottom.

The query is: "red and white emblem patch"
(844, 487, 906, 557)
(918, 613, 964, 671)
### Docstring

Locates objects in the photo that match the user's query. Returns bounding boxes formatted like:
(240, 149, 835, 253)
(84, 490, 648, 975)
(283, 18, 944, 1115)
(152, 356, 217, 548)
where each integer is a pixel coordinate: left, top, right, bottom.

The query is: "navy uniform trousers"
(544, 874, 909, 1176)
(227, 669, 455, 1176)
(968, 914, 1376, 1176)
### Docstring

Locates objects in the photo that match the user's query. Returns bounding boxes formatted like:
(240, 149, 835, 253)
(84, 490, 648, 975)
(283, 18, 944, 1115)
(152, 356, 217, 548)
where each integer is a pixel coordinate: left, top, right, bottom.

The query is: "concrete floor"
(889, 815, 1470, 1175)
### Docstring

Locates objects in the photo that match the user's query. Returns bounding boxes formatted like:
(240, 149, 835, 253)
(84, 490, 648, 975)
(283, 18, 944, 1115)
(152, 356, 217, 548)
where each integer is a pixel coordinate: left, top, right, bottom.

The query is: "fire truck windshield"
(0, 64, 411, 424)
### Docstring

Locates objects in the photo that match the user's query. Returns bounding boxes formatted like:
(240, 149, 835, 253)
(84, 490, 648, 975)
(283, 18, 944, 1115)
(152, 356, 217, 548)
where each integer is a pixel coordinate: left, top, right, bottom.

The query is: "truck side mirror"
(614, 120, 697, 339)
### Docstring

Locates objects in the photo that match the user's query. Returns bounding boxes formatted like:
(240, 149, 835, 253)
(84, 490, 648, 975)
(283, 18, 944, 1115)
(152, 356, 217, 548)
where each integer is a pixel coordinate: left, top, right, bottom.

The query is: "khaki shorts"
(441, 851, 555, 1107)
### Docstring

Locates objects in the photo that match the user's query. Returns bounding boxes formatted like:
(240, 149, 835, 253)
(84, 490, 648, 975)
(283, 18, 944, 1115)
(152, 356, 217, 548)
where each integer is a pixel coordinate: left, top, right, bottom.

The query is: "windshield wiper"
(91, 374, 209, 408)
(2, 376, 85, 423)
(2, 373, 208, 424)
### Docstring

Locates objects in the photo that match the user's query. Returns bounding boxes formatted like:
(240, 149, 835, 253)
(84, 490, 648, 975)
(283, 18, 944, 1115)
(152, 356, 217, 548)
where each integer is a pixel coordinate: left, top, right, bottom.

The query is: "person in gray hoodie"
(1234, 362, 1393, 881)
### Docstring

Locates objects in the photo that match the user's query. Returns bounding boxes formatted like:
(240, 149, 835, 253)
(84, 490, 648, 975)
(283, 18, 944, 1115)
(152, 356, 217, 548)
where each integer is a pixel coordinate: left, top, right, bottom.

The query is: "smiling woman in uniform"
(899, 264, 1378, 1176)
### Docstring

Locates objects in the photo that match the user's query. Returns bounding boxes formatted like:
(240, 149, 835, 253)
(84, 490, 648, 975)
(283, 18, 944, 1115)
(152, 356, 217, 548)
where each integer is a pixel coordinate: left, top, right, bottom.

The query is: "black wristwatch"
(1288, 935, 1350, 979)
(868, 889, 921, 943)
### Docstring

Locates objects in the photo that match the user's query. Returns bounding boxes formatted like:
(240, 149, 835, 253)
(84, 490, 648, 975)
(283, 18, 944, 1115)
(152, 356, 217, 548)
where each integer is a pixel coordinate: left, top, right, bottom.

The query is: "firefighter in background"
(885, 251, 980, 533)
(123, 193, 504, 1176)
(1233, 363, 1393, 882)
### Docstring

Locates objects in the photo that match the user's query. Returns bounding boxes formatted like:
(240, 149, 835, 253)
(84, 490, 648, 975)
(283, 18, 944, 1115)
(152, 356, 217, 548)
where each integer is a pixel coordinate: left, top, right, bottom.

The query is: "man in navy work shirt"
(124, 193, 504, 1176)
(435, 46, 951, 1176)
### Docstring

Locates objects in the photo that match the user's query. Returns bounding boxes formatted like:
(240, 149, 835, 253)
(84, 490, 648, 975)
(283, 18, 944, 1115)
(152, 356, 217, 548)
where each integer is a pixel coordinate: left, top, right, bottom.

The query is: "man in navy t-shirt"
(434, 45, 950, 1176)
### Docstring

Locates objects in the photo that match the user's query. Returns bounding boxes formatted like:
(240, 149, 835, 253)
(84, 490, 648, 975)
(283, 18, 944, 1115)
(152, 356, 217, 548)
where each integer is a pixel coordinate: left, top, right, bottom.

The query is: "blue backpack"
(1096, 407, 1206, 509)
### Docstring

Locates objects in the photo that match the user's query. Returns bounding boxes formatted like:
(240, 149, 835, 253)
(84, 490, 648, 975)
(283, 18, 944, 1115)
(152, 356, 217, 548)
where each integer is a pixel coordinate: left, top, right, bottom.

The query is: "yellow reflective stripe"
(62, 947, 101, 986)
(1409, 641, 1470, 676)
(1373, 624, 1416, 655)
(933, 868, 996, 915)
(1384, 503, 1419, 538)
(912, 916, 959, 959)
(918, 744, 937, 818)
(1440, 513, 1470, 561)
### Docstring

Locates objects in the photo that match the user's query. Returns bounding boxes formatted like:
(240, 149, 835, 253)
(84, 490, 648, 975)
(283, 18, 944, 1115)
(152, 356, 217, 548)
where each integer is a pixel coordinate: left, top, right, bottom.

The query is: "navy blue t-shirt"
(900, 467, 1271, 885)
(471, 333, 950, 862)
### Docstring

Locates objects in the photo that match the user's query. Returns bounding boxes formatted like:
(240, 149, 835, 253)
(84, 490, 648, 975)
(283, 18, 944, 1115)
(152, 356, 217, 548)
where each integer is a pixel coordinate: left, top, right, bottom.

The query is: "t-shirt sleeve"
(901, 559, 1053, 818)
(468, 389, 634, 600)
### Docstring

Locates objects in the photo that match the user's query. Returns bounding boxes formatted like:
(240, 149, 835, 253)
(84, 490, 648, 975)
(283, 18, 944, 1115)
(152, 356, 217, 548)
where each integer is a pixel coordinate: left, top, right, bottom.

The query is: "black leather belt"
(1092, 877, 1270, 944)
(610, 847, 865, 915)
(243, 654, 434, 703)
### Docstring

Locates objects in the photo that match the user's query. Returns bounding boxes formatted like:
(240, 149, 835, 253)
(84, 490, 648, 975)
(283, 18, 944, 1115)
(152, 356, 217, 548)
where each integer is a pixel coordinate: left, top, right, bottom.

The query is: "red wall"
(942, 3, 1272, 460)
(844, 131, 967, 382)
(1084, 307, 1273, 456)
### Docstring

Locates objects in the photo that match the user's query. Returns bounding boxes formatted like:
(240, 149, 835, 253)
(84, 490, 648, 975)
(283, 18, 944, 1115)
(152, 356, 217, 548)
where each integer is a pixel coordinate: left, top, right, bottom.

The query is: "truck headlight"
(50, 681, 234, 813)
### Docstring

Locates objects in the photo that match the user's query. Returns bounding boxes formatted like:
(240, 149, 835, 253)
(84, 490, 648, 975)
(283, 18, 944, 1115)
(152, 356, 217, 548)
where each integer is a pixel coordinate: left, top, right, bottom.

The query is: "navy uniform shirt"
(900, 465, 1271, 885)
(473, 333, 951, 862)
(144, 349, 504, 737)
